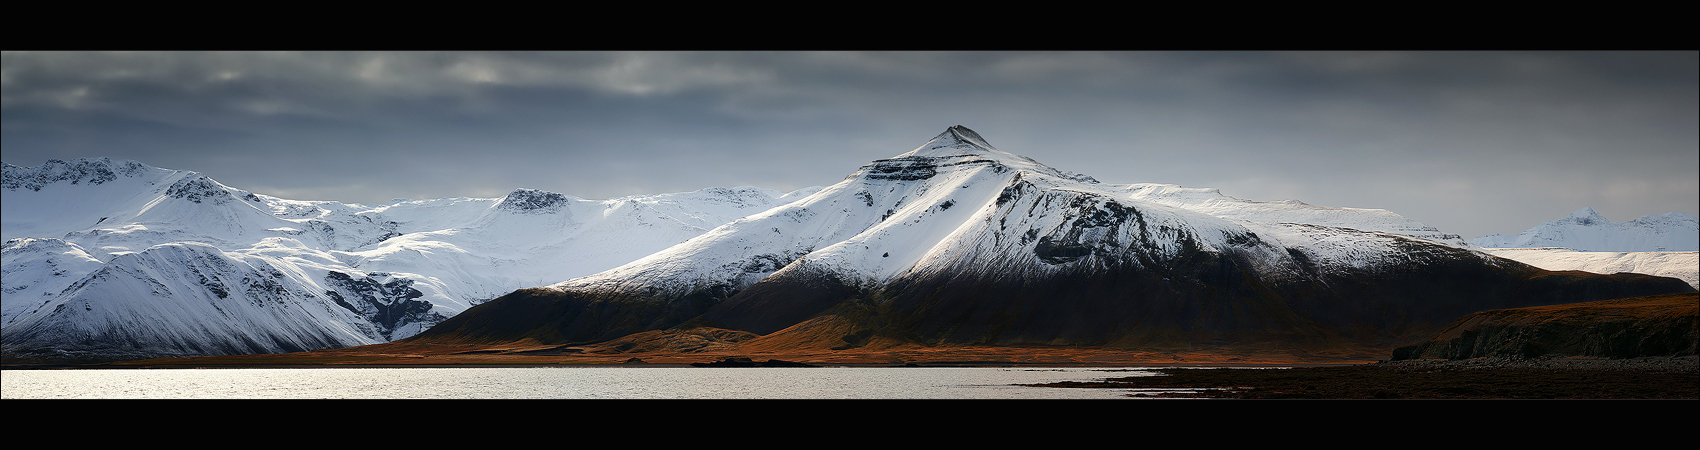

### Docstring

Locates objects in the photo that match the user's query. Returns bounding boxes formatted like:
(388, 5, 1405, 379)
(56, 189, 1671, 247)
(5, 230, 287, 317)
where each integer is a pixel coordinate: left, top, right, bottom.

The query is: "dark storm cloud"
(3, 51, 1694, 239)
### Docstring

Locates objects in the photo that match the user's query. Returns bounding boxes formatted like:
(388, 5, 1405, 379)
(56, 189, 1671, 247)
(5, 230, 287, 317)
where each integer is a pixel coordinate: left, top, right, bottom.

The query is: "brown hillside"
(1393, 292, 1699, 360)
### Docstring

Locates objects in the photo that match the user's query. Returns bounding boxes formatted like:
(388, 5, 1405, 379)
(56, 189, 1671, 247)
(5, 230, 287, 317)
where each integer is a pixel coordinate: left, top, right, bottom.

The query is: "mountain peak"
(861, 126, 1098, 184)
(940, 125, 996, 151)
(900, 125, 999, 158)
(1567, 207, 1607, 226)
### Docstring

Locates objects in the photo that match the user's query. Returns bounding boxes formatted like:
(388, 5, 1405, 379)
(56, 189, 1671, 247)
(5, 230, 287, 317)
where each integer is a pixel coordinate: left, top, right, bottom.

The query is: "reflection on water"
(3, 366, 1185, 399)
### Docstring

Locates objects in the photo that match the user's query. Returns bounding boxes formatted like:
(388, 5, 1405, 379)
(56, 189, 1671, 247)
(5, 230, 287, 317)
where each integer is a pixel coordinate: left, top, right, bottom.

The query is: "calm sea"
(1, 366, 1195, 399)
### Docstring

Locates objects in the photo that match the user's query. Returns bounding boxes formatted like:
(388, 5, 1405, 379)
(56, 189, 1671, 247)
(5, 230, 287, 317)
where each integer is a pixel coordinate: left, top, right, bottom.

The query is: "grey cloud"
(2, 50, 1694, 240)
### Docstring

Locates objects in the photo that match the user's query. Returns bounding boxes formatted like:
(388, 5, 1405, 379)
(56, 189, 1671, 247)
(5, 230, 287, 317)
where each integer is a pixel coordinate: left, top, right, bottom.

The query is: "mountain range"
(404, 126, 1693, 357)
(1469, 207, 1697, 252)
(1466, 208, 1698, 290)
(4, 126, 1693, 363)
(2, 158, 813, 363)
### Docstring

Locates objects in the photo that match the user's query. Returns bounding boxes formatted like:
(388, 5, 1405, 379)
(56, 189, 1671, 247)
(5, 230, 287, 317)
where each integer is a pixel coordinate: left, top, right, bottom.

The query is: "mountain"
(1465, 207, 1698, 290)
(408, 126, 1695, 356)
(1478, 247, 1698, 290)
(1469, 207, 1699, 252)
(1, 158, 815, 363)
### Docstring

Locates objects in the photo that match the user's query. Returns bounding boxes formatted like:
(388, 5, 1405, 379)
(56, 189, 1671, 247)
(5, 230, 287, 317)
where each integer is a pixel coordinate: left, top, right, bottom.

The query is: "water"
(1, 366, 1192, 399)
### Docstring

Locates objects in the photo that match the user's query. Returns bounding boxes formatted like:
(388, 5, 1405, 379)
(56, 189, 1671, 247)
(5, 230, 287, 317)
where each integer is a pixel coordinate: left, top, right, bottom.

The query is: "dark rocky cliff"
(1392, 292, 1699, 360)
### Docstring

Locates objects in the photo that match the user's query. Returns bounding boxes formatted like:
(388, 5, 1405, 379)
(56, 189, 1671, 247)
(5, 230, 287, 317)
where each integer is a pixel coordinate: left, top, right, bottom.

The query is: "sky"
(3, 51, 1695, 240)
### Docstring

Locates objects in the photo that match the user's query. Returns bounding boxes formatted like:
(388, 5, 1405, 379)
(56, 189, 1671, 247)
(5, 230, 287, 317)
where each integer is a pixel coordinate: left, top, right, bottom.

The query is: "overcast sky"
(3, 51, 1695, 239)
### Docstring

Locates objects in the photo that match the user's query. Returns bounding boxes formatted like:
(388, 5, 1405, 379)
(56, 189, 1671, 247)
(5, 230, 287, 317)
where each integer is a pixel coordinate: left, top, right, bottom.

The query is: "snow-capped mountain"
(556, 126, 1468, 302)
(1476, 247, 1697, 290)
(10, 128, 1694, 363)
(1465, 207, 1698, 290)
(2, 157, 815, 363)
(414, 126, 1693, 352)
(1469, 207, 1698, 252)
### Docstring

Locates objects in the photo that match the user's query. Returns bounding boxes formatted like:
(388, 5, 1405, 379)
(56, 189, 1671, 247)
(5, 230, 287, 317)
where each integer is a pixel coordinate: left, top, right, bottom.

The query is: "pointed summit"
(947, 124, 990, 143)
(935, 125, 996, 151)
(1566, 207, 1607, 226)
(898, 125, 1003, 158)
(874, 126, 1095, 183)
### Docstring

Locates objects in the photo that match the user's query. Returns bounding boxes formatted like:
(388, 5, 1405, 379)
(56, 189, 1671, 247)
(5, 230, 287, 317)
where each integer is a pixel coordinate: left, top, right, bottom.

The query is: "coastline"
(1021, 355, 1698, 399)
(1, 343, 1387, 370)
(2, 360, 1365, 370)
(9, 355, 1692, 399)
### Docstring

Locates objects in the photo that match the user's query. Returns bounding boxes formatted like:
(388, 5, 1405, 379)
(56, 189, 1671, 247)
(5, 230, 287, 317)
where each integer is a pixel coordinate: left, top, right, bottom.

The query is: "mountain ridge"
(1466, 207, 1698, 290)
(8, 128, 1693, 364)
(1469, 207, 1698, 252)
(2, 157, 815, 363)
(405, 126, 1693, 357)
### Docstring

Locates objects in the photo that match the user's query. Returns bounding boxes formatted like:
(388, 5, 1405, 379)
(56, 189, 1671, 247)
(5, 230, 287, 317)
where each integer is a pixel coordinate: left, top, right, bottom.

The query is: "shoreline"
(9, 355, 1693, 371)
(10, 356, 1691, 399)
(1023, 356, 1698, 399)
(2, 342, 1391, 370)
(1, 361, 1363, 370)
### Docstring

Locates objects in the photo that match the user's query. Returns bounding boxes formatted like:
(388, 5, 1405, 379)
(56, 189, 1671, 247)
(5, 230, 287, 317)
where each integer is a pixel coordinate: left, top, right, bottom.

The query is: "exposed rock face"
(1, 158, 148, 191)
(1392, 293, 1699, 360)
(496, 188, 573, 213)
(689, 356, 817, 367)
(165, 175, 247, 204)
(322, 271, 443, 340)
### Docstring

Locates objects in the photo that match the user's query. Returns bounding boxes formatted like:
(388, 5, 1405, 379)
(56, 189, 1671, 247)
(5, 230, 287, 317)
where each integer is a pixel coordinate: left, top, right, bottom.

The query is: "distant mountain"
(1466, 207, 1698, 290)
(2, 158, 815, 363)
(1477, 248, 1698, 290)
(410, 126, 1693, 356)
(1469, 207, 1698, 252)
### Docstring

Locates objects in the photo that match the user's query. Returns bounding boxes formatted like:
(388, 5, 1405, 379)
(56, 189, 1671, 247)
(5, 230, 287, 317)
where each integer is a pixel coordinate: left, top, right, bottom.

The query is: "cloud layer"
(4, 51, 1695, 239)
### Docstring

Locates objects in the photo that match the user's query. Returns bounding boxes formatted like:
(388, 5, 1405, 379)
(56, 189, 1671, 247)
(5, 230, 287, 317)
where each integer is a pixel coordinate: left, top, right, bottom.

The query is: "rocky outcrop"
(689, 356, 817, 367)
(1392, 293, 1699, 360)
(496, 188, 572, 213)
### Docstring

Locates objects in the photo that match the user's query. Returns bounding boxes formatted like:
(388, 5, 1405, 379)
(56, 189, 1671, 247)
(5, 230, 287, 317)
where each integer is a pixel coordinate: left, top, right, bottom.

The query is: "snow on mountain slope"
(2, 158, 812, 362)
(1117, 184, 1469, 247)
(3, 242, 380, 361)
(438, 125, 1659, 350)
(552, 126, 1474, 299)
(2, 158, 170, 241)
(338, 185, 820, 306)
(1464, 208, 1699, 291)
(4, 158, 382, 260)
(1478, 247, 1698, 290)
(1469, 207, 1698, 252)
(1, 238, 105, 327)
